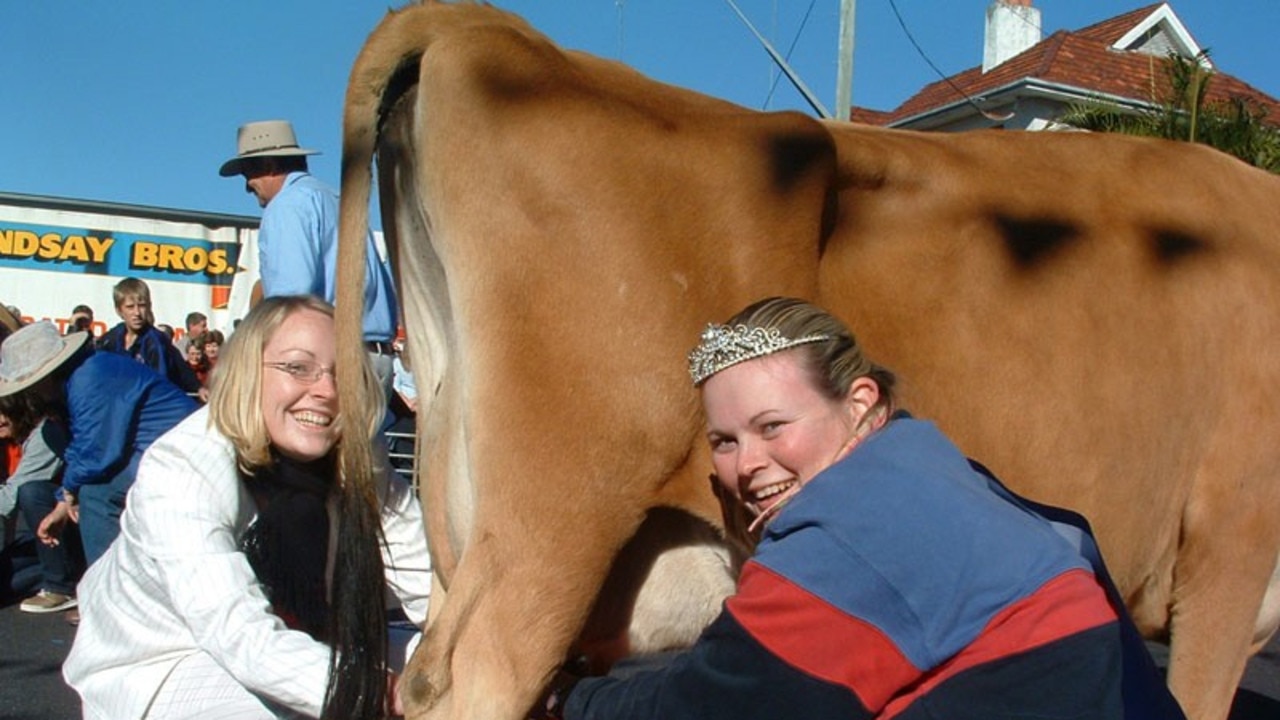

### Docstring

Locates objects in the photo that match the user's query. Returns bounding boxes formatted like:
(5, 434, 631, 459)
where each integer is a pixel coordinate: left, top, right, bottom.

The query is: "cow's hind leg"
(402, 520, 628, 719)
(1165, 464, 1280, 720)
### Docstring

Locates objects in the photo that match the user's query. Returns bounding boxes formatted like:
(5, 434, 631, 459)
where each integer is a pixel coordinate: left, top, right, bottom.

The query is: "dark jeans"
(77, 456, 140, 566)
(17, 479, 83, 595)
(1, 534, 41, 602)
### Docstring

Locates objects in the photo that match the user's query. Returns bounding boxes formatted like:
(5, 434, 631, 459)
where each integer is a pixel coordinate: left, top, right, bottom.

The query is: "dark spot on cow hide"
(994, 213, 1081, 269)
(768, 130, 833, 194)
(404, 670, 436, 706)
(1151, 227, 1210, 265)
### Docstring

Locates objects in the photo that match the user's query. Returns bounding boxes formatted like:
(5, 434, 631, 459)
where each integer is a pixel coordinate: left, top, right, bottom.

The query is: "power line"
(723, 0, 831, 118)
(763, 0, 819, 109)
(886, 0, 1013, 121)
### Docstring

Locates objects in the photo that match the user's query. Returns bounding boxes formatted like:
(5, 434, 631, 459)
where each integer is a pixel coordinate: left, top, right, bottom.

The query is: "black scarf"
(240, 451, 335, 641)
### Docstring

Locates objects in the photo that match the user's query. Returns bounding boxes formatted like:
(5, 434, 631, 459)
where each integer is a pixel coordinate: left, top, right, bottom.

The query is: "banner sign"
(0, 222, 240, 284)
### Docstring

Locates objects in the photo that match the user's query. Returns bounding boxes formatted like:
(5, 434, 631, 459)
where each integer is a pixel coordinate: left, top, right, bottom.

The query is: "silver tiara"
(687, 323, 831, 386)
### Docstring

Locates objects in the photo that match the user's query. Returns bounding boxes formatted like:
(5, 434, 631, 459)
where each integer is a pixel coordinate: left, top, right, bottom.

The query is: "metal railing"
(385, 426, 418, 490)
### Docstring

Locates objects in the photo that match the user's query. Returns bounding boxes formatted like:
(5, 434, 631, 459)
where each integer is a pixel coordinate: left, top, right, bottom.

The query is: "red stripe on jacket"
(729, 563, 1118, 716)
(880, 568, 1118, 718)
(727, 562, 919, 712)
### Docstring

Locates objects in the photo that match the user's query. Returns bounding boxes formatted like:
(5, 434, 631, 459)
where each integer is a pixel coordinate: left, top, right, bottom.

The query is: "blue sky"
(3, 1, 1276, 219)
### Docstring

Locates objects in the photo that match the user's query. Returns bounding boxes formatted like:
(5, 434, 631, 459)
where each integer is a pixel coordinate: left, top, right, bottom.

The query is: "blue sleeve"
(565, 613, 867, 720)
(61, 359, 149, 494)
(258, 190, 327, 298)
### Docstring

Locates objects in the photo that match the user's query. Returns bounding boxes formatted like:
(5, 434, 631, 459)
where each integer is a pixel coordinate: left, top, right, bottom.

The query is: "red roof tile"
(855, 3, 1280, 126)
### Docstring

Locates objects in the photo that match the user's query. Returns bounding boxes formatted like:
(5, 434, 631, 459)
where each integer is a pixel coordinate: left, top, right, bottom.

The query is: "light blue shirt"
(0, 418, 66, 519)
(258, 172, 398, 341)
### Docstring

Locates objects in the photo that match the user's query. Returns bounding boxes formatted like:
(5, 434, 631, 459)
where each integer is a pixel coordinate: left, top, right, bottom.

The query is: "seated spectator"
(98, 277, 200, 393)
(0, 390, 83, 615)
(63, 295, 431, 719)
(1, 433, 41, 602)
(0, 321, 197, 566)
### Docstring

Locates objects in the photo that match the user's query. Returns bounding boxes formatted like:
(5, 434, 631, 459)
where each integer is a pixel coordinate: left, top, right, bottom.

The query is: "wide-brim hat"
(218, 119, 320, 177)
(0, 321, 89, 397)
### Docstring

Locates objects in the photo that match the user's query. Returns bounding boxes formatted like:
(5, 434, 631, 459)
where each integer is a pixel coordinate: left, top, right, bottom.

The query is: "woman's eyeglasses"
(264, 361, 336, 385)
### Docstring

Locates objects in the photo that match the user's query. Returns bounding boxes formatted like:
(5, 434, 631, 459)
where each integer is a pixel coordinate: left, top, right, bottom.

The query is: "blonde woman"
(65, 295, 431, 720)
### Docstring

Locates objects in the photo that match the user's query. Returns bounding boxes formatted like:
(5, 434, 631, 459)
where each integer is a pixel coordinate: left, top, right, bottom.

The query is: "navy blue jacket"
(99, 323, 200, 393)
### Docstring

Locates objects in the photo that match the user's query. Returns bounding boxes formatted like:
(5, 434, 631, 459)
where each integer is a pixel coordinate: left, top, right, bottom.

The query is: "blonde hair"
(207, 295, 385, 473)
(112, 277, 151, 309)
(721, 297, 896, 412)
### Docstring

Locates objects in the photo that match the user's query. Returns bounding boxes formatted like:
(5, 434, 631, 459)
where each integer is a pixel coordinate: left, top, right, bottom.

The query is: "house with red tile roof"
(851, 1, 1280, 132)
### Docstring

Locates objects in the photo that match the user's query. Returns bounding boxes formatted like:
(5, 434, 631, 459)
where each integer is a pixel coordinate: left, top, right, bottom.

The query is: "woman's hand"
(37, 500, 73, 547)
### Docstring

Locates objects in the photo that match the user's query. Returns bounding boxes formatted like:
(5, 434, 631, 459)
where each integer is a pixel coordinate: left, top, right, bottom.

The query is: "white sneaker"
(19, 590, 78, 614)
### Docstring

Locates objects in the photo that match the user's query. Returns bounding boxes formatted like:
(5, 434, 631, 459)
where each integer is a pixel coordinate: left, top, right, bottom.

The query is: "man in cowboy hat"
(0, 321, 196, 567)
(220, 119, 399, 396)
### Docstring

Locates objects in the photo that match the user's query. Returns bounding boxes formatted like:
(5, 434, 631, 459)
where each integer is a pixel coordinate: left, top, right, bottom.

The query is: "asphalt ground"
(1, 595, 1277, 720)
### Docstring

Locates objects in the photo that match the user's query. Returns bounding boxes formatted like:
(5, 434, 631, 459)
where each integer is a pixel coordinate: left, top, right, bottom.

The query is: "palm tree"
(1060, 51, 1280, 173)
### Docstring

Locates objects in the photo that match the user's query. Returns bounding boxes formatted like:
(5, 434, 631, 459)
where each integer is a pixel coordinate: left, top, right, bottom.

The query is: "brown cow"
(334, 3, 1280, 719)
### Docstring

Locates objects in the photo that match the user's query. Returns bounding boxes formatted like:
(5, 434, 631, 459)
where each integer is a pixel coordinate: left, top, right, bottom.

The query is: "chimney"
(984, 0, 1041, 73)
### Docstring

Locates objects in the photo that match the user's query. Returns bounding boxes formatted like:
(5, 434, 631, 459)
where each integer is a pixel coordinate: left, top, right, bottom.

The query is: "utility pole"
(836, 0, 856, 121)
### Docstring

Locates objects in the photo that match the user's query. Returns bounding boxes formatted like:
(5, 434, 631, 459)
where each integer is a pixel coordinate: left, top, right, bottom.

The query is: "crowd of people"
(0, 118, 1187, 719)
(1, 278, 200, 624)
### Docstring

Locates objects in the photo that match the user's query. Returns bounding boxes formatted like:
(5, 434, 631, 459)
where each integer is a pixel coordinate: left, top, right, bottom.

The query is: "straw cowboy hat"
(0, 321, 89, 397)
(218, 120, 321, 177)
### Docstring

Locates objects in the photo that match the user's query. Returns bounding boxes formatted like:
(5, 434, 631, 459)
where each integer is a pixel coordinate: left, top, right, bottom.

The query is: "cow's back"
(820, 123, 1280, 718)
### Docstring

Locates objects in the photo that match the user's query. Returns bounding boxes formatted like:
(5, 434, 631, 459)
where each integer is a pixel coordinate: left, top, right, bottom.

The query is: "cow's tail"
(331, 4, 452, 719)
(337, 0, 502, 530)
(335, 3, 466, 506)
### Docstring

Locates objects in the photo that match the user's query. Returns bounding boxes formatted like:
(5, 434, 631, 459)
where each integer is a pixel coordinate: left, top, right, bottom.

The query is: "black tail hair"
(321, 482, 389, 719)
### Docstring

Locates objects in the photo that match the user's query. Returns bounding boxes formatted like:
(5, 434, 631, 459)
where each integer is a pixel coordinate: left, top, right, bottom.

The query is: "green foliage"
(1060, 51, 1280, 173)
